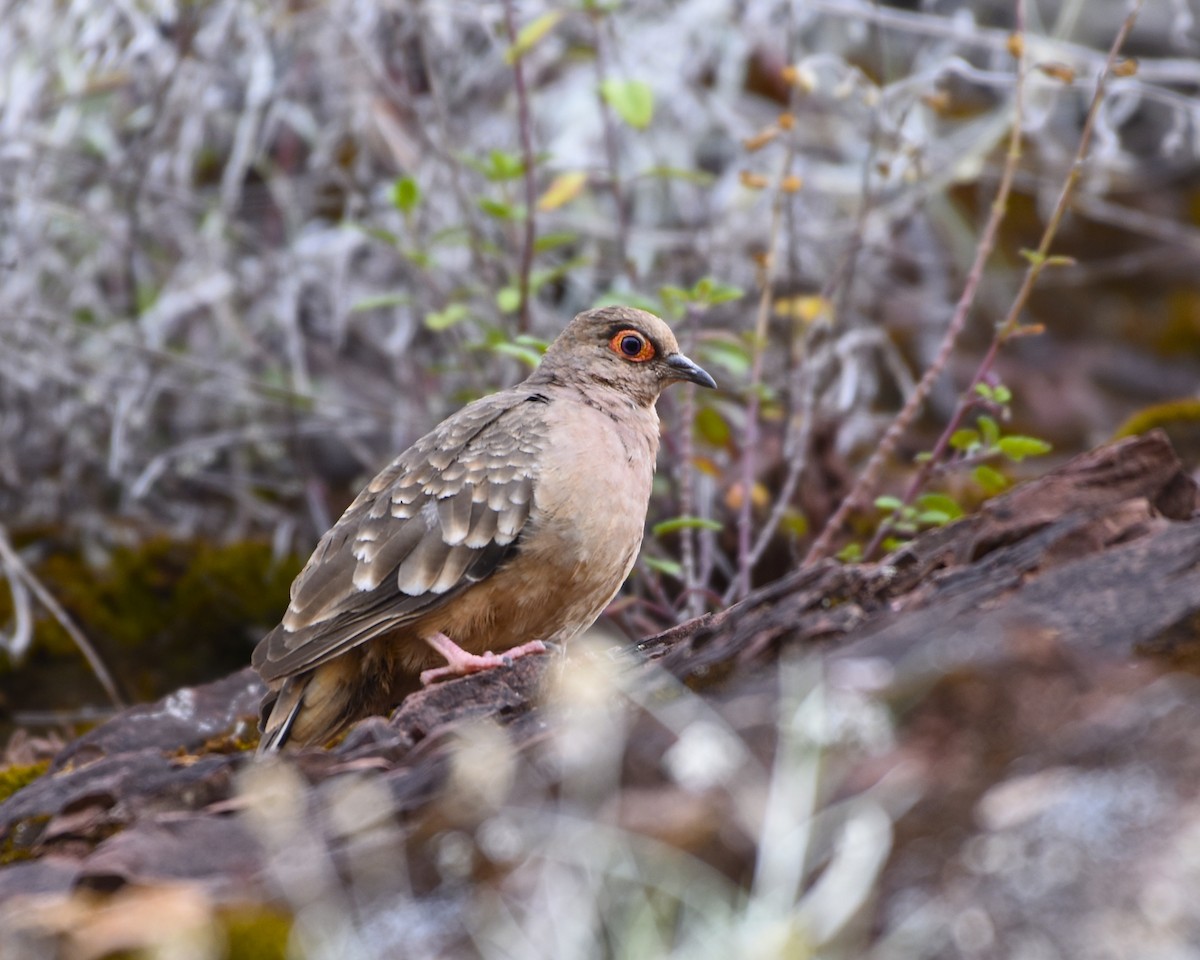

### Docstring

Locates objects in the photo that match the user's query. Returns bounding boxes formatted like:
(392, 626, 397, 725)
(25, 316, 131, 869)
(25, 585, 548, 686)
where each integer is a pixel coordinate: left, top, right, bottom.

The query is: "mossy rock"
(0, 535, 303, 725)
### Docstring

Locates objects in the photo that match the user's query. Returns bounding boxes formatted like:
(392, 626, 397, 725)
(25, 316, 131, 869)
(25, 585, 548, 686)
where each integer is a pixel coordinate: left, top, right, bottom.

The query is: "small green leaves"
(974, 382, 1012, 404)
(391, 176, 421, 214)
(600, 79, 654, 129)
(875, 492, 963, 536)
(467, 149, 527, 182)
(652, 516, 723, 537)
(659, 277, 745, 318)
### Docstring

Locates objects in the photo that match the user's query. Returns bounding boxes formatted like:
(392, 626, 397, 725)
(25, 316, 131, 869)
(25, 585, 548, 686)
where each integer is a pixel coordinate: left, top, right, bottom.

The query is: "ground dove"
(252, 306, 716, 752)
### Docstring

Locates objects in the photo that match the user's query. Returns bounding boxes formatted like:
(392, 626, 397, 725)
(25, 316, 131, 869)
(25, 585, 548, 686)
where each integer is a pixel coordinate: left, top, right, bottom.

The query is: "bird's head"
(533, 306, 716, 406)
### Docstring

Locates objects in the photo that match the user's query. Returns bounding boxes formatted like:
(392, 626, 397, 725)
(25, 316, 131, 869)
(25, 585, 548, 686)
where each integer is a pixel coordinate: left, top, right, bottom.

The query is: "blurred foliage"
(1, 0, 1199, 691)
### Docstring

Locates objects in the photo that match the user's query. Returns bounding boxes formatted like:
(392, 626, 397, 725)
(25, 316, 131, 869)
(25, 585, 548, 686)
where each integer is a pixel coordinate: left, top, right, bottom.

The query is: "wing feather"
(253, 390, 548, 683)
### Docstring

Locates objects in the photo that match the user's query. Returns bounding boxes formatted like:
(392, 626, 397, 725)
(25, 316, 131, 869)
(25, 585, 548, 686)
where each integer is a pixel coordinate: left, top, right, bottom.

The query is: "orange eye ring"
(609, 329, 655, 363)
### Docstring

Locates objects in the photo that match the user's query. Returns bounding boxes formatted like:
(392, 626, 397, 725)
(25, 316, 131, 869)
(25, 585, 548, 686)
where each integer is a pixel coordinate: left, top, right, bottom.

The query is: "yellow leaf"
(1113, 57, 1138, 78)
(505, 11, 563, 64)
(773, 294, 832, 326)
(537, 171, 588, 211)
(743, 128, 779, 152)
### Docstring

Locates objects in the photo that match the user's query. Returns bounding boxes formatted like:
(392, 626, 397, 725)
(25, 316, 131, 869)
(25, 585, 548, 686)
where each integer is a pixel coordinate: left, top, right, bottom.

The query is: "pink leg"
(420, 632, 548, 686)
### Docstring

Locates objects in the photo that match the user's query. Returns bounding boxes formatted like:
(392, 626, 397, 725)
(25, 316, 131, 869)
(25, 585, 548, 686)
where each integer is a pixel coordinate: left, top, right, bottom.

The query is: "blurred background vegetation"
(2, 0, 1199, 717)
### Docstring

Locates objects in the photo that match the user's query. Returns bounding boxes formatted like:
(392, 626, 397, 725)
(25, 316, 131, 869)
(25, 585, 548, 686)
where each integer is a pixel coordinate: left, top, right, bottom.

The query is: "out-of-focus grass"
(238, 641, 903, 960)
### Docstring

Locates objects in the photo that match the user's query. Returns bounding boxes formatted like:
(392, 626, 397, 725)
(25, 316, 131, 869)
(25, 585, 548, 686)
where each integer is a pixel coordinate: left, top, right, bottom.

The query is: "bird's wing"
(252, 389, 551, 682)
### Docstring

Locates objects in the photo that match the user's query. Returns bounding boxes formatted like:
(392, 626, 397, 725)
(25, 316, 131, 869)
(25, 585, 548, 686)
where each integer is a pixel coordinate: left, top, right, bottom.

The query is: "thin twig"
(675, 306, 703, 619)
(732, 145, 797, 603)
(804, 1, 1032, 565)
(503, 0, 540, 335)
(0, 525, 125, 709)
(590, 10, 632, 282)
(811, 0, 1145, 563)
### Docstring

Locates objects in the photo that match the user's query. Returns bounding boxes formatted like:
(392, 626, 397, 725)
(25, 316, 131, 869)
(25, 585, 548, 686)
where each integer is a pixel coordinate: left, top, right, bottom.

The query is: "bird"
(252, 305, 716, 753)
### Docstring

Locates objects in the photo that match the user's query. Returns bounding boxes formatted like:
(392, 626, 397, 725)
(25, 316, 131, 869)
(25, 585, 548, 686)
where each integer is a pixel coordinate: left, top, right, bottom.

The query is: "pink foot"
(419, 632, 548, 686)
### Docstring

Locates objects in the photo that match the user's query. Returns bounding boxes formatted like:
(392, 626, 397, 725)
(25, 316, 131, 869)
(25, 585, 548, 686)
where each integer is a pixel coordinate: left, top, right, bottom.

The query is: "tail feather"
(256, 679, 306, 756)
(255, 657, 361, 755)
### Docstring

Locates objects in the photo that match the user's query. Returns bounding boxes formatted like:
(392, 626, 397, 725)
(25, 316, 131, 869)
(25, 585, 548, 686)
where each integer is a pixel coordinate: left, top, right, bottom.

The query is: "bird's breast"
(535, 401, 656, 548)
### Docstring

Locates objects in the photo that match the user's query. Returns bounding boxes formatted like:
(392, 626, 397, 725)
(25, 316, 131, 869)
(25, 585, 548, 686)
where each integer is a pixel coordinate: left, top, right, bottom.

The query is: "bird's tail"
(255, 659, 361, 756)
(255, 678, 306, 756)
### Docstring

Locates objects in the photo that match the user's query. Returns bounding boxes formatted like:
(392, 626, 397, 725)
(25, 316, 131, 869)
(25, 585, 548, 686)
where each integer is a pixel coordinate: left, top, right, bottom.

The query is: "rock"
(2, 431, 1199, 959)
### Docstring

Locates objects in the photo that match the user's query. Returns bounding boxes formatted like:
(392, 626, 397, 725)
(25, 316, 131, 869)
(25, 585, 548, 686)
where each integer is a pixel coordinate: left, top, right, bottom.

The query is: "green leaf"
(780, 509, 808, 537)
(697, 339, 752, 377)
(997, 435, 1052, 462)
(915, 493, 963, 520)
(505, 11, 562, 64)
(949, 428, 980, 452)
(652, 516, 723, 537)
(916, 510, 953, 526)
(351, 293, 411, 312)
(496, 286, 522, 313)
(424, 303, 470, 331)
(512, 334, 550, 354)
(640, 166, 716, 185)
(490, 341, 543, 368)
(973, 464, 1009, 495)
(478, 198, 524, 220)
(992, 384, 1012, 404)
(391, 176, 421, 213)
(974, 383, 995, 402)
(695, 406, 731, 447)
(600, 79, 654, 129)
(466, 150, 526, 182)
(874, 496, 904, 513)
(978, 415, 1001, 447)
(643, 555, 683, 579)
(533, 231, 578, 253)
(659, 284, 691, 305)
(691, 276, 744, 306)
(591, 290, 662, 313)
(836, 542, 863, 562)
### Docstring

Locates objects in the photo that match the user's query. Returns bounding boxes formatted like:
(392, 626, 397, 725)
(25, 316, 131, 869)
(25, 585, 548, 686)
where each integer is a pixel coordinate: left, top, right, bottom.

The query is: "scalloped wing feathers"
(252, 390, 547, 683)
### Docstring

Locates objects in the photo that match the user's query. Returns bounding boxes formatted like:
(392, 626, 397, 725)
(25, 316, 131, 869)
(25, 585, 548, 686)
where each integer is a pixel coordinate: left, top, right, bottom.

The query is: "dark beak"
(665, 352, 717, 389)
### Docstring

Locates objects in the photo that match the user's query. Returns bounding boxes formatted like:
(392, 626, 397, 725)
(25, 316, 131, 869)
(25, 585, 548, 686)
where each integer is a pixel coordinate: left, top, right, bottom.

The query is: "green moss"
(0, 535, 303, 715)
(221, 906, 294, 960)
(0, 760, 50, 805)
(1113, 399, 1200, 467)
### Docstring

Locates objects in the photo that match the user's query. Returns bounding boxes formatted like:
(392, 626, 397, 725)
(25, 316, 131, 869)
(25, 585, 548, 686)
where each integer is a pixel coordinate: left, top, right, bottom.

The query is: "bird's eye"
(609, 329, 655, 362)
